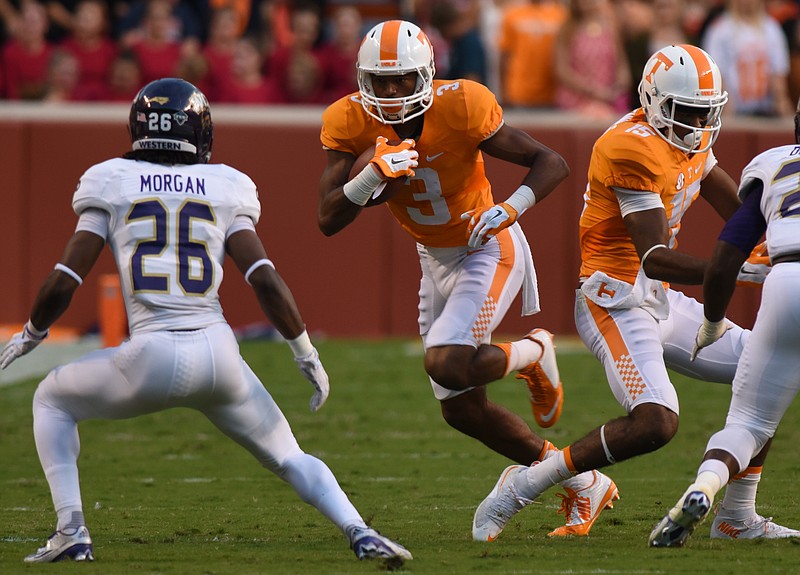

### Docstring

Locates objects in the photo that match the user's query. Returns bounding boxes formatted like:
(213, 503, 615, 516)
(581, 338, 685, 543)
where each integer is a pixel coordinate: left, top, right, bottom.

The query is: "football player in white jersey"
(0, 78, 412, 565)
(649, 98, 800, 547)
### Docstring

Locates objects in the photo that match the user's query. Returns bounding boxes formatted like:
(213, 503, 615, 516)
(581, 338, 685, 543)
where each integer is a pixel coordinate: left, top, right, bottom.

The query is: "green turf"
(2, 339, 800, 574)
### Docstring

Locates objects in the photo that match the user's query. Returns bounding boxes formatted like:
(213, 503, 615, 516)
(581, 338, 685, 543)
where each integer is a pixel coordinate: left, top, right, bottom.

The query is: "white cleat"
(24, 525, 94, 563)
(549, 470, 619, 537)
(473, 465, 535, 542)
(348, 526, 413, 563)
(649, 490, 711, 548)
(711, 505, 800, 540)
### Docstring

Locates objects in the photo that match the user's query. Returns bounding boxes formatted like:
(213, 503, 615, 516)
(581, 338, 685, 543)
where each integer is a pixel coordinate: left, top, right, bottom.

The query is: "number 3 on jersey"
(128, 199, 215, 295)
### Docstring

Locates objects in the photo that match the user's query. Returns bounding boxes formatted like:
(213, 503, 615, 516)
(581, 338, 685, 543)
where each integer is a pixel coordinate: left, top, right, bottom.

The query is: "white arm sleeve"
(701, 148, 718, 179)
(226, 214, 257, 239)
(75, 208, 110, 241)
(613, 188, 665, 218)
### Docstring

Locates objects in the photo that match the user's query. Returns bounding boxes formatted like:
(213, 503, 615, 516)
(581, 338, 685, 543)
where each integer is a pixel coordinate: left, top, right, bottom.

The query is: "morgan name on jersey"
(139, 172, 207, 195)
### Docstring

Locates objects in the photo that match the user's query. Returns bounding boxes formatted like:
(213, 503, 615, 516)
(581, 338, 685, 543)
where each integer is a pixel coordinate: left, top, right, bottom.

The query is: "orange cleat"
(516, 329, 563, 428)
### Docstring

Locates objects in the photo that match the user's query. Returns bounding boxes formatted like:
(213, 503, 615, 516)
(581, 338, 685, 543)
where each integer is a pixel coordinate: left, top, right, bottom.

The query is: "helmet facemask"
(358, 68, 434, 124)
(356, 20, 435, 125)
(638, 44, 728, 154)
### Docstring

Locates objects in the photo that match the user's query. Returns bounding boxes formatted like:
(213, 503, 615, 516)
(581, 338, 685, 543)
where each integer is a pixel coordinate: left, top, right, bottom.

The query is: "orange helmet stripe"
(379, 20, 401, 62)
(681, 44, 714, 91)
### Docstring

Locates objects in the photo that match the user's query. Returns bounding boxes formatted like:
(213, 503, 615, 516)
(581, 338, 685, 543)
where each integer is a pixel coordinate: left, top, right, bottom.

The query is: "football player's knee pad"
(705, 425, 761, 472)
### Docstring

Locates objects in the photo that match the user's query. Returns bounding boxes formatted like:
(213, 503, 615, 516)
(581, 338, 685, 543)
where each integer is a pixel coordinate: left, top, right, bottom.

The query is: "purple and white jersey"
(740, 144, 800, 261)
(73, 157, 260, 334)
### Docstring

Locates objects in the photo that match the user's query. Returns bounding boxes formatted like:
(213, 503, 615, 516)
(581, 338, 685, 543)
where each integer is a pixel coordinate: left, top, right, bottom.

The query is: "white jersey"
(739, 144, 800, 261)
(73, 157, 260, 334)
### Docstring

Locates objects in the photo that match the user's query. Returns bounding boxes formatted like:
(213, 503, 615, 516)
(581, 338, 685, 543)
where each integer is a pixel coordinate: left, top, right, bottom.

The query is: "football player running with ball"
(318, 19, 618, 539)
(650, 97, 800, 547)
(473, 44, 800, 543)
(0, 78, 411, 564)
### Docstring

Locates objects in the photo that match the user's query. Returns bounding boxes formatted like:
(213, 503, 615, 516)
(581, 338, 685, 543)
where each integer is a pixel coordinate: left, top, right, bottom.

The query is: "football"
(348, 143, 410, 206)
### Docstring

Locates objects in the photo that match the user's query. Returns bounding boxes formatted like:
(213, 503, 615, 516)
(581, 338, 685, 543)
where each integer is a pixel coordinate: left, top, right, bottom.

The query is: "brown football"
(348, 142, 410, 206)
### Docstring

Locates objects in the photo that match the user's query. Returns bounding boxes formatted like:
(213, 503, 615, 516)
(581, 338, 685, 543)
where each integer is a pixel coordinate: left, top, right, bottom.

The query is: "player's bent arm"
(227, 228, 331, 411)
(700, 165, 741, 221)
(318, 149, 363, 236)
(479, 124, 569, 205)
(225, 229, 306, 339)
(623, 208, 706, 284)
(29, 231, 105, 331)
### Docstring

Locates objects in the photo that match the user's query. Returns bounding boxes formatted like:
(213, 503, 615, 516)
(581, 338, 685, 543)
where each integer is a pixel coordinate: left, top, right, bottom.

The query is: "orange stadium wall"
(0, 105, 791, 339)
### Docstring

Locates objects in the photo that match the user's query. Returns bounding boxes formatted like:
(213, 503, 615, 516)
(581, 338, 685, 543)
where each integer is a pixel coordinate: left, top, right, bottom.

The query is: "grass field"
(2, 338, 800, 574)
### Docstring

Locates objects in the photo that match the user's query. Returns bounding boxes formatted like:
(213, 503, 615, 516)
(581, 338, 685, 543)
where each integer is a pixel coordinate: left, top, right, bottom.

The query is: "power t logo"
(645, 52, 674, 84)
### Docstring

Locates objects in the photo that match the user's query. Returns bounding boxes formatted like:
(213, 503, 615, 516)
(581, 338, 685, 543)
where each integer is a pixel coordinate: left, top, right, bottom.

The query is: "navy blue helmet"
(128, 78, 213, 163)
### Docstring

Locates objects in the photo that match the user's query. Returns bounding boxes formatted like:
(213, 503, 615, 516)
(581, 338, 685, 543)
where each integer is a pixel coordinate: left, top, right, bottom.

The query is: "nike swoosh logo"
(538, 400, 560, 424)
(426, 152, 444, 162)
(390, 158, 404, 165)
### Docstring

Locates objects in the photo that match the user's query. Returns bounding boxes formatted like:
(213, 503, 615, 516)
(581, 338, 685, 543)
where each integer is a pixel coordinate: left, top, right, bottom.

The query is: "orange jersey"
(320, 79, 503, 247)
(580, 109, 715, 283)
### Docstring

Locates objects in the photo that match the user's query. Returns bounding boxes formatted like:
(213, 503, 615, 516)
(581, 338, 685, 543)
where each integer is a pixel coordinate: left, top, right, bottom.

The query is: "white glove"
(690, 318, 732, 361)
(294, 348, 330, 412)
(736, 240, 770, 287)
(736, 260, 771, 286)
(369, 136, 418, 179)
(461, 202, 519, 248)
(0, 322, 49, 369)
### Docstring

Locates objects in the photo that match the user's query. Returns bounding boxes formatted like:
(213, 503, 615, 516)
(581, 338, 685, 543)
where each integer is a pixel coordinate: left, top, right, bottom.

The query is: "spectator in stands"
(615, 0, 690, 113)
(117, 0, 206, 46)
(126, 0, 200, 85)
(281, 48, 326, 103)
(2, 0, 54, 100)
(201, 5, 240, 100)
(42, 48, 82, 101)
(208, 0, 252, 36)
(217, 36, 273, 103)
(103, 48, 142, 101)
(554, 0, 630, 117)
(497, 0, 567, 107)
(613, 0, 653, 109)
(703, 0, 794, 117)
(0, 0, 21, 45)
(264, 2, 326, 103)
(61, 0, 118, 101)
(250, 0, 292, 68)
(317, 5, 361, 101)
(430, 0, 488, 85)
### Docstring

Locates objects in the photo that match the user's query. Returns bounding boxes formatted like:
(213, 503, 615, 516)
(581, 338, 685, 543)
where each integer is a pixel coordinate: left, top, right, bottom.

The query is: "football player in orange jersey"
(318, 19, 619, 538)
(475, 44, 800, 542)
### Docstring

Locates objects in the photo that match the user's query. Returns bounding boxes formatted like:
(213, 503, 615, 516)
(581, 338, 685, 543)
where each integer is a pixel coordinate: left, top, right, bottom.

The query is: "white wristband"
(25, 320, 48, 338)
(54, 263, 83, 286)
(287, 329, 314, 359)
(342, 164, 385, 206)
(641, 243, 668, 269)
(503, 185, 536, 216)
(244, 258, 275, 285)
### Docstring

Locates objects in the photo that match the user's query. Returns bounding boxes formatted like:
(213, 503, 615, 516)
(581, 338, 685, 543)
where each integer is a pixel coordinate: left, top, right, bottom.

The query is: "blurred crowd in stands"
(0, 0, 798, 118)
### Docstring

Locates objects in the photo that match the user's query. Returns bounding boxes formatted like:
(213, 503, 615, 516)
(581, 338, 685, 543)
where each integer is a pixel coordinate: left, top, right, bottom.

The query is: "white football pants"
(574, 288, 749, 414)
(32, 322, 363, 530)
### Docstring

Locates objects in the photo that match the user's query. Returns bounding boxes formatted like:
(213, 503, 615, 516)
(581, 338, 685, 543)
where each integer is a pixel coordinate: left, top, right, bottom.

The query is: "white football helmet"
(638, 44, 727, 153)
(357, 20, 435, 124)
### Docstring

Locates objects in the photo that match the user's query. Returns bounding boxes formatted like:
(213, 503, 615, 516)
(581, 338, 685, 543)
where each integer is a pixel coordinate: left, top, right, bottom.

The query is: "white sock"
(505, 338, 542, 375)
(517, 450, 574, 499)
(720, 467, 760, 520)
(280, 453, 365, 534)
(33, 400, 84, 530)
